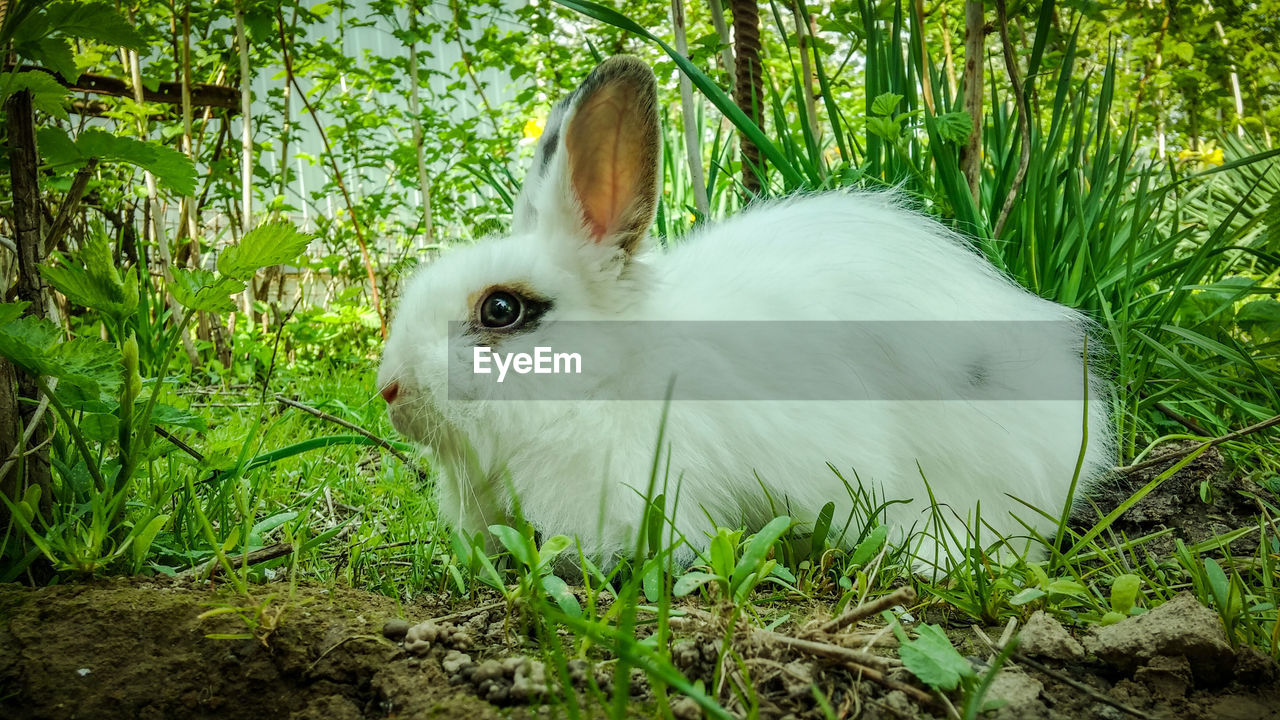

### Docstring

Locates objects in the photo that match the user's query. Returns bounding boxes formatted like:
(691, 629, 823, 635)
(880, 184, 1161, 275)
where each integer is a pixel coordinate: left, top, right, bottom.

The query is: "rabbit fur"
(378, 56, 1114, 571)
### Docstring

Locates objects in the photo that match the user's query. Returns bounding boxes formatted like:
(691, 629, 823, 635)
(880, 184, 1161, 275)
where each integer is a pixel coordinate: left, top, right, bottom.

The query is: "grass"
(2, 0, 1280, 716)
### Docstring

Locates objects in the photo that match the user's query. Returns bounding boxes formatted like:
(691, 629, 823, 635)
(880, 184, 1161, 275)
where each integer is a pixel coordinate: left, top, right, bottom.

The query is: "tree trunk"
(959, 0, 985, 204)
(1, 89, 54, 527)
(728, 0, 765, 194)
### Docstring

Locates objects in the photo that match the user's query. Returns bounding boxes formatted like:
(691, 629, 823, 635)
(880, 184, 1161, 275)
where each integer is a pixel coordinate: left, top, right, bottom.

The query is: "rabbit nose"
(381, 381, 400, 404)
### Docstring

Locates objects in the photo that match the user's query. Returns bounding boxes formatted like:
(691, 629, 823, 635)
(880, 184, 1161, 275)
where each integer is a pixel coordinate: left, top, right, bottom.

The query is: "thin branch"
(276, 14, 387, 338)
(992, 0, 1031, 239)
(1118, 412, 1280, 475)
(274, 395, 422, 473)
(45, 157, 99, 251)
(816, 586, 917, 634)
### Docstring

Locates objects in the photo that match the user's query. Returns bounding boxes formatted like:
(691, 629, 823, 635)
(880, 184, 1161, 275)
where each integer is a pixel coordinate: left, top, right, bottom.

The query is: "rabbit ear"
(511, 56, 660, 257)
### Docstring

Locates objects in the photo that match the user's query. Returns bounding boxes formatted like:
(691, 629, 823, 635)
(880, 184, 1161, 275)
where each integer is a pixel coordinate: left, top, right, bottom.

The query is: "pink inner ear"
(566, 85, 644, 245)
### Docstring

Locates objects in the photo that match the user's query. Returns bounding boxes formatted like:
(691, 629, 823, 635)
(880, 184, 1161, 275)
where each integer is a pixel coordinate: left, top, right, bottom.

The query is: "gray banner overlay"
(446, 321, 1094, 401)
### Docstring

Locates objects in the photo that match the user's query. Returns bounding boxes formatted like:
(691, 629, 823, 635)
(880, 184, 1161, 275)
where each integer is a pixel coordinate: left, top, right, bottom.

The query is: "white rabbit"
(377, 56, 1114, 572)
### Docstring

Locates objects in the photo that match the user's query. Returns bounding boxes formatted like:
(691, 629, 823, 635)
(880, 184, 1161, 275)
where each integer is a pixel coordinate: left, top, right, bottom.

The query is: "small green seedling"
(673, 516, 796, 606)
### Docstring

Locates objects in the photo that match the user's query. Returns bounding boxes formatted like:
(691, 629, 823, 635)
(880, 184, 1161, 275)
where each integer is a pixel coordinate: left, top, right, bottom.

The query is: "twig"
(755, 627, 895, 670)
(1013, 653, 1154, 720)
(992, 0, 1031, 239)
(0, 380, 55, 484)
(1118, 411, 1280, 475)
(274, 395, 421, 473)
(1151, 401, 1211, 436)
(177, 541, 294, 580)
(672, 607, 938, 710)
(426, 599, 506, 625)
(152, 425, 205, 463)
(817, 586, 917, 634)
(45, 158, 99, 250)
(276, 17, 386, 338)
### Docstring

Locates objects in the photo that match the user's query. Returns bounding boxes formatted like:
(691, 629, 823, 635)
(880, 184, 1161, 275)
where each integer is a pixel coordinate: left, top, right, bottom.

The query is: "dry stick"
(673, 607, 937, 710)
(427, 599, 506, 625)
(753, 628, 894, 671)
(45, 158, 99, 250)
(817, 585, 917, 634)
(992, 0, 1031, 240)
(273, 395, 424, 473)
(1118, 411, 1280, 475)
(1151, 400, 1210, 437)
(276, 20, 387, 339)
(0, 383, 54, 484)
(176, 541, 294, 580)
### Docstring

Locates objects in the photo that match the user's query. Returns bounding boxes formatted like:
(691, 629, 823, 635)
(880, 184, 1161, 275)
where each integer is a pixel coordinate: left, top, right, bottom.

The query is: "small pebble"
(382, 618, 410, 641)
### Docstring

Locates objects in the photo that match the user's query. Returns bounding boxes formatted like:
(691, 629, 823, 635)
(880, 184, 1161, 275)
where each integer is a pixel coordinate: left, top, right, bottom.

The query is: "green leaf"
(1009, 588, 1047, 606)
(38, 2, 145, 50)
(150, 403, 207, 432)
(130, 514, 170, 570)
(870, 92, 903, 116)
(170, 269, 244, 313)
(249, 511, 298, 544)
(488, 524, 536, 568)
(673, 570, 721, 597)
(866, 115, 900, 141)
(55, 337, 123, 400)
(810, 501, 835, 563)
(1046, 579, 1088, 598)
(537, 535, 573, 571)
(39, 236, 135, 321)
(1204, 557, 1231, 612)
(1110, 574, 1141, 615)
(934, 111, 972, 144)
(31, 37, 77, 80)
(217, 221, 313, 280)
(35, 128, 196, 196)
(79, 412, 120, 443)
(541, 574, 582, 617)
(848, 525, 887, 567)
(731, 516, 791, 591)
(75, 130, 196, 196)
(0, 313, 63, 375)
(0, 71, 69, 121)
(899, 623, 974, 692)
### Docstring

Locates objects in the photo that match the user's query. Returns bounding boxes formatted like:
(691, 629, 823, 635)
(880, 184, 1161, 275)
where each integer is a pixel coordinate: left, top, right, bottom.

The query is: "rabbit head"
(377, 56, 667, 541)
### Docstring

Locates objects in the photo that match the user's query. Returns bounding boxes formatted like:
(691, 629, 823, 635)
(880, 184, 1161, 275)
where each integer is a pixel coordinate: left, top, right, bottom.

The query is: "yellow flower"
(523, 117, 544, 140)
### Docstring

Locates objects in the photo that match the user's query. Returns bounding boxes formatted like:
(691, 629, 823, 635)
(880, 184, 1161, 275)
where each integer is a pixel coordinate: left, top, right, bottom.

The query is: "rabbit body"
(378, 57, 1113, 567)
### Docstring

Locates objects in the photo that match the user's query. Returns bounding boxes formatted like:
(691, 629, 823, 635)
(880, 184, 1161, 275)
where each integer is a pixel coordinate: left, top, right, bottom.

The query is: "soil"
(1, 444, 1277, 720)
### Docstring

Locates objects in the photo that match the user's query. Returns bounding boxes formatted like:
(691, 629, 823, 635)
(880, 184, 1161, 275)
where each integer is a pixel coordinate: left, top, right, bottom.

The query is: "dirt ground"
(1, 446, 1277, 719)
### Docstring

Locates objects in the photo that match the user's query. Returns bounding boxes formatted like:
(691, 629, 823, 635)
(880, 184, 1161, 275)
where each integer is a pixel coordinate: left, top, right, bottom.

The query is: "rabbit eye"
(480, 290, 524, 329)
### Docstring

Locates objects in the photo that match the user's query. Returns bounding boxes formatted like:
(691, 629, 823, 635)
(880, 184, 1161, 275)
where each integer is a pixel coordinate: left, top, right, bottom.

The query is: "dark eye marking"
(538, 128, 559, 172)
(967, 363, 989, 388)
(469, 285, 553, 338)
